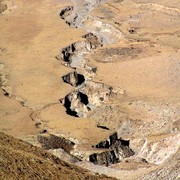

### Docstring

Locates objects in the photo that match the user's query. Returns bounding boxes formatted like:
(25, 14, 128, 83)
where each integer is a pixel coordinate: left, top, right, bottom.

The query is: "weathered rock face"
(60, 0, 124, 44)
(61, 41, 91, 68)
(60, 0, 106, 28)
(83, 18, 124, 44)
(62, 72, 85, 87)
(89, 133, 135, 166)
(89, 150, 118, 166)
(37, 134, 75, 153)
(61, 91, 90, 117)
(137, 133, 180, 165)
(60, 82, 124, 118)
(61, 36, 101, 69)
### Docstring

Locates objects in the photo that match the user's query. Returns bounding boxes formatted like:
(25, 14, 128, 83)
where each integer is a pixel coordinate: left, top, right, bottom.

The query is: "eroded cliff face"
(89, 133, 135, 166)
(0, 0, 179, 179)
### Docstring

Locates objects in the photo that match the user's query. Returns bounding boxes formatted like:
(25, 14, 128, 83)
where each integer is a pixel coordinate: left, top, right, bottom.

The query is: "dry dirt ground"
(0, 0, 180, 179)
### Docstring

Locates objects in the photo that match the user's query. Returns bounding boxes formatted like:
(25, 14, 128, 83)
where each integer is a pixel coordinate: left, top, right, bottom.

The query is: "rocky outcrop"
(61, 91, 90, 117)
(89, 133, 135, 166)
(60, 82, 124, 117)
(89, 150, 118, 167)
(61, 35, 101, 69)
(37, 134, 75, 153)
(62, 72, 85, 87)
(60, 0, 124, 44)
(60, 0, 106, 28)
(83, 17, 124, 44)
(137, 133, 180, 165)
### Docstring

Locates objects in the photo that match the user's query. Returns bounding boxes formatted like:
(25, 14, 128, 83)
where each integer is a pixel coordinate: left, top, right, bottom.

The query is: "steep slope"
(0, 132, 114, 180)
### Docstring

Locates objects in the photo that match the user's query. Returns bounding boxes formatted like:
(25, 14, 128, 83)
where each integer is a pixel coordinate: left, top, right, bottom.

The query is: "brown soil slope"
(0, 132, 113, 180)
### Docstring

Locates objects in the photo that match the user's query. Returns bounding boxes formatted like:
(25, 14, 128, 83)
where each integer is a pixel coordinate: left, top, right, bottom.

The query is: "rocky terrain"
(0, 132, 113, 179)
(0, 0, 179, 179)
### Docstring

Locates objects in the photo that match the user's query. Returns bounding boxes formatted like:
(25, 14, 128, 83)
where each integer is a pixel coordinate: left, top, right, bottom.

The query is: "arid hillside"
(0, 132, 113, 179)
(0, 0, 179, 179)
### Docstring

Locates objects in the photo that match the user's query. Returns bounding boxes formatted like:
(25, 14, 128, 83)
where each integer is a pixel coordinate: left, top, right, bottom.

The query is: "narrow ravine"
(59, 1, 125, 118)
(59, 0, 134, 166)
(1, 0, 179, 179)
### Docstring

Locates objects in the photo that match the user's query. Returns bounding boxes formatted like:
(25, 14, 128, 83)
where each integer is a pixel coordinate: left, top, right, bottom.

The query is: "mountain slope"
(0, 132, 114, 180)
